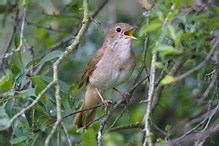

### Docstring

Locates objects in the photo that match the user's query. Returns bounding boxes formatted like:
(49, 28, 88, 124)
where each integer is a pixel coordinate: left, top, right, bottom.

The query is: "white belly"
(89, 49, 136, 90)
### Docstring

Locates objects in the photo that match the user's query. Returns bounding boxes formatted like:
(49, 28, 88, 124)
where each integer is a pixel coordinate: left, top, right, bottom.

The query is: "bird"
(73, 23, 137, 129)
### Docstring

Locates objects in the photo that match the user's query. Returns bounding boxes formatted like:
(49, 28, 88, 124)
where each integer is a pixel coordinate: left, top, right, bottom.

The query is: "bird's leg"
(95, 88, 112, 112)
(113, 88, 129, 104)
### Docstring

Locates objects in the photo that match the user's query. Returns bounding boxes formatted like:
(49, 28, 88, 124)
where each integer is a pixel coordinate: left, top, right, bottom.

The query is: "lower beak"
(122, 26, 138, 40)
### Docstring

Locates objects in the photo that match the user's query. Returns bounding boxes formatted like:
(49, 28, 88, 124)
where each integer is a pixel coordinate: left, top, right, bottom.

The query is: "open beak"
(122, 26, 138, 40)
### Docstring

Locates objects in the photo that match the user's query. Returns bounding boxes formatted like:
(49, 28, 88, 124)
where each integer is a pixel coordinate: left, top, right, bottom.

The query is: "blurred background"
(0, 0, 218, 145)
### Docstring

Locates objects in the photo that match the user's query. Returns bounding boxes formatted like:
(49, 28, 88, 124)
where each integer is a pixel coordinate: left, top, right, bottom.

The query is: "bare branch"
(2, 0, 27, 59)
(175, 38, 219, 81)
(143, 51, 157, 146)
(105, 107, 126, 134)
(61, 122, 72, 146)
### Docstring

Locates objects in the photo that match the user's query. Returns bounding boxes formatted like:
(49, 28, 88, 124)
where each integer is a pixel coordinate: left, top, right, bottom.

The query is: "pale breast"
(89, 49, 136, 90)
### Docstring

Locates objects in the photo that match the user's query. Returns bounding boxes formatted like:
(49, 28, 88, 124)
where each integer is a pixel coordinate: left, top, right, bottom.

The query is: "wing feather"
(78, 43, 106, 89)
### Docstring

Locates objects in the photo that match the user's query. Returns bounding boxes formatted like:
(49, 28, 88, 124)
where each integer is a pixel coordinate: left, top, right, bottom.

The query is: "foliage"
(0, 0, 218, 145)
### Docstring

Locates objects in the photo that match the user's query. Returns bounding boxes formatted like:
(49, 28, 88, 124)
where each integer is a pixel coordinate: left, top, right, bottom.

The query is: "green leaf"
(209, 17, 216, 29)
(11, 64, 21, 77)
(175, 30, 183, 45)
(18, 49, 23, 65)
(31, 133, 40, 146)
(0, 74, 13, 91)
(14, 32, 20, 48)
(15, 72, 26, 89)
(165, 124, 172, 133)
(75, 100, 83, 111)
(11, 136, 28, 144)
(161, 75, 176, 85)
(33, 107, 45, 113)
(82, 128, 96, 146)
(49, 97, 56, 105)
(26, 58, 41, 69)
(187, 0, 193, 6)
(68, 84, 75, 108)
(0, 105, 10, 126)
(155, 62, 164, 69)
(17, 88, 36, 98)
(5, 100, 13, 118)
(39, 75, 69, 93)
(167, 25, 176, 41)
(82, 114, 87, 126)
(157, 27, 167, 43)
(153, 44, 176, 55)
(2, 12, 8, 28)
(29, 76, 47, 105)
(37, 51, 63, 65)
(140, 22, 162, 36)
(37, 115, 49, 125)
(40, 0, 48, 4)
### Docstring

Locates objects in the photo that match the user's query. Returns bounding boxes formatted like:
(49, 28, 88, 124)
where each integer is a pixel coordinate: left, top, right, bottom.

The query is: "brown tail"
(73, 82, 104, 129)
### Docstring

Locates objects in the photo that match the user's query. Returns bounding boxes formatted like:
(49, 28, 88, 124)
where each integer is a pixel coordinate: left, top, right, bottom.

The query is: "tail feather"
(73, 82, 104, 129)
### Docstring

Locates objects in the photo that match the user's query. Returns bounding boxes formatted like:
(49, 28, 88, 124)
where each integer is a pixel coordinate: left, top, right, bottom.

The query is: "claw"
(113, 88, 129, 104)
(119, 92, 129, 104)
(102, 100, 113, 113)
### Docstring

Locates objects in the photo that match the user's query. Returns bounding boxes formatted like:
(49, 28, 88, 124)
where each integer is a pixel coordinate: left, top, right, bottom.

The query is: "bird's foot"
(102, 100, 113, 113)
(119, 92, 130, 104)
(113, 88, 130, 104)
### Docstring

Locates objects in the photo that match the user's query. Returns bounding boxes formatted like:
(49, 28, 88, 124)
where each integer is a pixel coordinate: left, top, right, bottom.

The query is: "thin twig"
(134, 15, 150, 84)
(61, 122, 72, 146)
(85, 114, 106, 129)
(0, 81, 55, 131)
(175, 39, 218, 81)
(174, 104, 218, 142)
(47, 104, 103, 127)
(105, 107, 126, 134)
(0, 26, 16, 72)
(2, 0, 27, 59)
(125, 105, 132, 126)
(168, 116, 219, 145)
(90, 0, 109, 18)
(198, 73, 217, 103)
(111, 122, 144, 131)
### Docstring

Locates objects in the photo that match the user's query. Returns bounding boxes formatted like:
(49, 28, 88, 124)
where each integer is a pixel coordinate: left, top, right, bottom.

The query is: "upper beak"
(122, 26, 138, 40)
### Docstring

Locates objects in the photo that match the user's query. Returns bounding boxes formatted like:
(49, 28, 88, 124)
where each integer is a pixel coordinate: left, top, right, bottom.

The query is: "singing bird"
(73, 23, 137, 129)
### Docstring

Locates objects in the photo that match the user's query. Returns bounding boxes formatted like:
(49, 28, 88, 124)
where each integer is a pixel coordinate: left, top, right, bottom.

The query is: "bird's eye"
(116, 27, 121, 32)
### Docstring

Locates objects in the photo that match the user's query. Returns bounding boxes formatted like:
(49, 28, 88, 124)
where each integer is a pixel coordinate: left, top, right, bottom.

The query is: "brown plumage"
(73, 23, 137, 129)
(77, 42, 106, 89)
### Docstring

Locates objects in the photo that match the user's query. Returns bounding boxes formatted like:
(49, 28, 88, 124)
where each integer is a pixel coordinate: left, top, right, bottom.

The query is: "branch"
(2, 0, 27, 59)
(143, 51, 157, 146)
(61, 122, 72, 146)
(0, 26, 16, 72)
(90, 0, 109, 18)
(173, 104, 218, 143)
(111, 122, 144, 132)
(0, 81, 55, 131)
(105, 106, 126, 134)
(96, 73, 149, 145)
(134, 14, 150, 84)
(45, 0, 89, 145)
(175, 38, 218, 81)
(167, 109, 219, 145)
(47, 104, 103, 127)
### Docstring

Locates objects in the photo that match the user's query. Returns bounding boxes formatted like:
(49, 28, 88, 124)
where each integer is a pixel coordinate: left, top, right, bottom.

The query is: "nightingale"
(73, 23, 137, 129)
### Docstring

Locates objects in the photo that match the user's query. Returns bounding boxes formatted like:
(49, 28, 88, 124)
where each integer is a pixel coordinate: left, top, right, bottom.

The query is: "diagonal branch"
(45, 0, 89, 145)
(2, 0, 27, 59)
